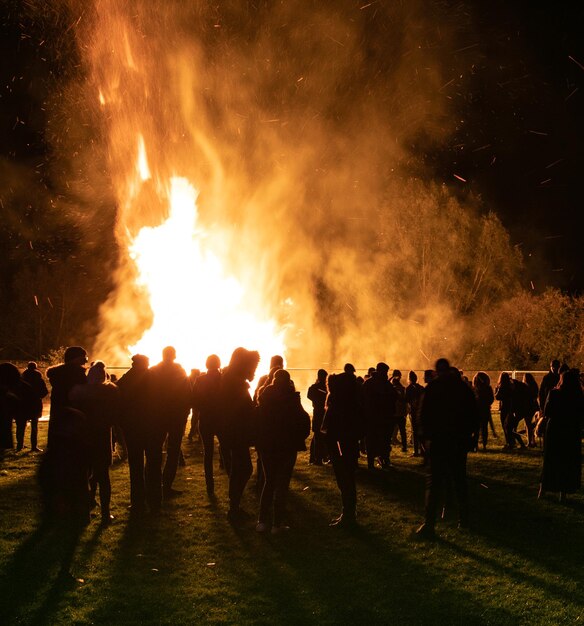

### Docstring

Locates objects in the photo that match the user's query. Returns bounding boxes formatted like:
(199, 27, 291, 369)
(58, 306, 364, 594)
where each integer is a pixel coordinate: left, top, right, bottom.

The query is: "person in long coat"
(539, 369, 583, 502)
(255, 369, 310, 533)
(217, 347, 260, 525)
(417, 359, 479, 539)
(322, 364, 363, 528)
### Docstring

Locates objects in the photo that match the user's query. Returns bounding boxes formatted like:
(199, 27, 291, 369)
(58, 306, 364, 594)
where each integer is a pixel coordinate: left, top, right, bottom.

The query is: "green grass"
(1, 419, 583, 625)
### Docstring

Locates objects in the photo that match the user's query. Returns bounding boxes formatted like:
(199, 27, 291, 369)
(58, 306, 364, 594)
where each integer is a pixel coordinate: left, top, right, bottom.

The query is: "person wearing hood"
(255, 369, 310, 533)
(217, 347, 260, 525)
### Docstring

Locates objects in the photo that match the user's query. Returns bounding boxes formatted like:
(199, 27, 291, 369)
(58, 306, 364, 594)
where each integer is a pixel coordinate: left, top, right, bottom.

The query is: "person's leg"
(96, 467, 112, 522)
(228, 446, 252, 513)
(15, 418, 26, 451)
(145, 435, 164, 512)
(126, 431, 146, 511)
(258, 451, 276, 525)
(424, 448, 447, 530)
(30, 416, 39, 450)
(398, 417, 408, 452)
(273, 451, 297, 527)
(199, 420, 215, 494)
(163, 417, 187, 494)
(451, 449, 469, 526)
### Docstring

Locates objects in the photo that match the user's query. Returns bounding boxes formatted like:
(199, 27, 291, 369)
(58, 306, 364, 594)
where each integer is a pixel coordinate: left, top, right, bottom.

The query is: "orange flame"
(125, 141, 286, 372)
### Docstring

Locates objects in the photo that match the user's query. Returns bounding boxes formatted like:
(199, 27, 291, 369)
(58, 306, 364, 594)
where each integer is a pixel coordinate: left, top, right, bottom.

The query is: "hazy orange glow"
(125, 139, 286, 372)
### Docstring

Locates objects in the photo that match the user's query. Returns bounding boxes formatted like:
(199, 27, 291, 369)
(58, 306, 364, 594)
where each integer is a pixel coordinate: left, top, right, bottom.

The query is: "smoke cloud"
(29, 0, 521, 369)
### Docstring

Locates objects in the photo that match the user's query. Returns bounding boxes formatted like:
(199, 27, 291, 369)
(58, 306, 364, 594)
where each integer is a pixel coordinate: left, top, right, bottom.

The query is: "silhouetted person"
(117, 354, 152, 514)
(307, 369, 328, 465)
(0, 364, 18, 455)
(405, 371, 424, 457)
(391, 370, 408, 452)
(187, 368, 202, 443)
(19, 362, 48, 452)
(38, 405, 91, 526)
(192, 354, 223, 496)
(495, 372, 518, 449)
(218, 347, 260, 525)
(254, 355, 284, 403)
(523, 372, 540, 447)
(362, 362, 396, 470)
(148, 346, 191, 501)
(0, 363, 35, 455)
(255, 369, 310, 533)
(472, 372, 494, 451)
(538, 369, 583, 502)
(253, 356, 284, 490)
(322, 363, 363, 528)
(511, 377, 532, 449)
(416, 359, 479, 539)
(46, 346, 88, 449)
(70, 361, 120, 525)
(539, 359, 561, 413)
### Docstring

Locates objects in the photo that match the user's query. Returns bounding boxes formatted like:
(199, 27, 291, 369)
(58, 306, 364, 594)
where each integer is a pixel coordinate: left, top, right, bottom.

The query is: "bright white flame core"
(127, 175, 285, 372)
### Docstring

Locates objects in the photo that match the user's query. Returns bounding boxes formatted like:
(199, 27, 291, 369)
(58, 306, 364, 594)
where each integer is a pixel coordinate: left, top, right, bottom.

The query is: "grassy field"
(1, 419, 583, 626)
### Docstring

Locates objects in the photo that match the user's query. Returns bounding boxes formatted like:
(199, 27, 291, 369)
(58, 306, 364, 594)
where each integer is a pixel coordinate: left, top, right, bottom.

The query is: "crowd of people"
(0, 348, 582, 539)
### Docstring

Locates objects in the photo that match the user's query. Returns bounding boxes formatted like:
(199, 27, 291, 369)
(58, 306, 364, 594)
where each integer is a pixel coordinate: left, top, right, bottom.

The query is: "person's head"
(64, 346, 88, 365)
(0, 362, 21, 388)
(523, 372, 536, 386)
(229, 347, 260, 381)
(317, 368, 328, 383)
(269, 355, 284, 369)
(550, 359, 560, 373)
(392, 369, 402, 381)
(408, 370, 418, 384)
(326, 373, 338, 393)
(27, 361, 38, 371)
(273, 368, 294, 390)
(498, 371, 511, 385)
(376, 362, 389, 379)
(205, 354, 221, 371)
(131, 354, 150, 370)
(559, 362, 569, 374)
(344, 363, 356, 375)
(473, 371, 490, 388)
(162, 346, 176, 363)
(435, 358, 450, 375)
(558, 368, 582, 394)
(366, 366, 376, 378)
(190, 368, 201, 379)
(87, 361, 107, 384)
(423, 369, 435, 384)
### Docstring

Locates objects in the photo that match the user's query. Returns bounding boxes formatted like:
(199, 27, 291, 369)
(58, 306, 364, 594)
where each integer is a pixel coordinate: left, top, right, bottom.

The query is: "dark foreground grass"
(1, 421, 583, 625)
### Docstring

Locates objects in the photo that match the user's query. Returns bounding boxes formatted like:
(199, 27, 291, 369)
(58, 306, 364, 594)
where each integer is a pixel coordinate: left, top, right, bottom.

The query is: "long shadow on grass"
(0, 520, 101, 625)
(206, 486, 515, 626)
(466, 471, 584, 590)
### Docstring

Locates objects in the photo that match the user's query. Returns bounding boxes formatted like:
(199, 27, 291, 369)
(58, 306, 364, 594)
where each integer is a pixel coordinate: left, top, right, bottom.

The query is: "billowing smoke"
(22, 0, 521, 369)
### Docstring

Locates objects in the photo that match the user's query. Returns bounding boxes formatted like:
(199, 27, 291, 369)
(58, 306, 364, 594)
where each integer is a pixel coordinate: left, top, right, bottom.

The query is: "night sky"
(1, 0, 583, 291)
